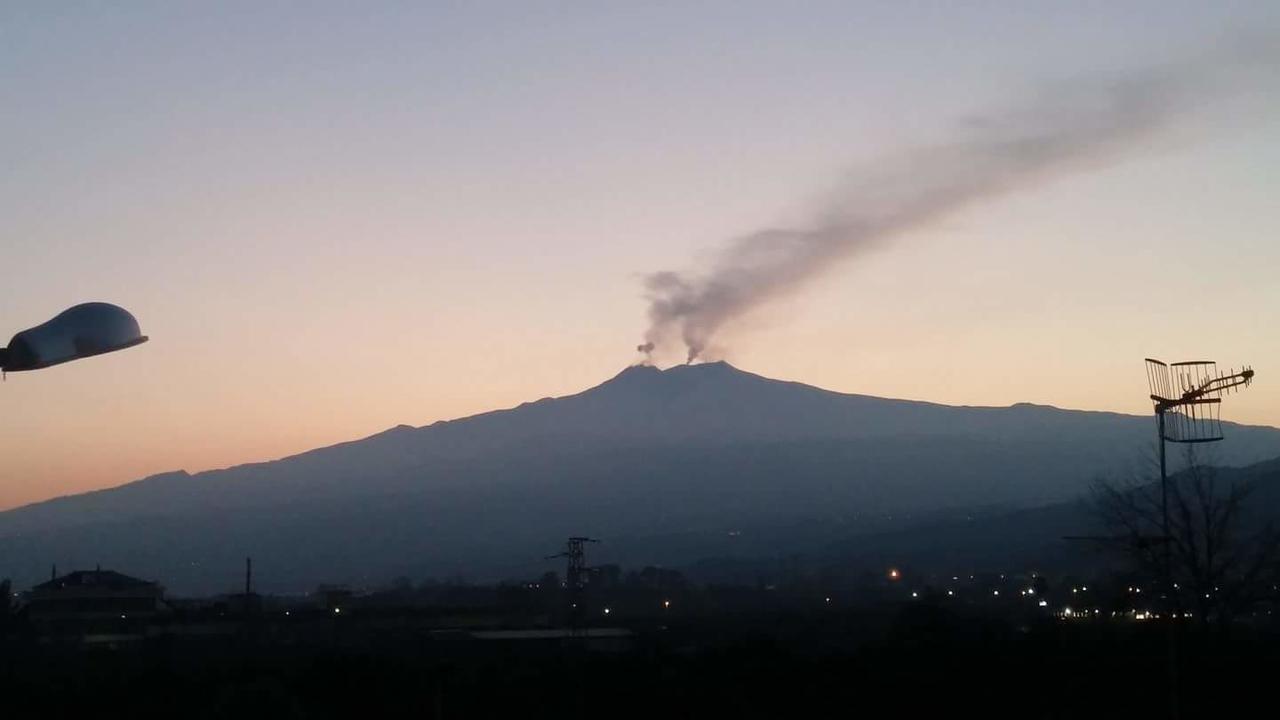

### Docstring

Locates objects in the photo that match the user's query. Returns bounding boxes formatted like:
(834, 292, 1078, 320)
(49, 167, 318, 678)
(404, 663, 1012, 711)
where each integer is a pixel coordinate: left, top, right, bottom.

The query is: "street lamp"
(0, 302, 148, 374)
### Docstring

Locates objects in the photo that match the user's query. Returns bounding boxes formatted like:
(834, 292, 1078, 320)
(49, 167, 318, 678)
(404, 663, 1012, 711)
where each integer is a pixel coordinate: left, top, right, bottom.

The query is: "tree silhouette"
(0, 578, 13, 635)
(1091, 448, 1280, 627)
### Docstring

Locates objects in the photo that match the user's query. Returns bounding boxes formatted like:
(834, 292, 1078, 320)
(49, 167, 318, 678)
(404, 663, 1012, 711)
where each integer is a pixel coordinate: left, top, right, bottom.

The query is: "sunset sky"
(2, 2, 1278, 509)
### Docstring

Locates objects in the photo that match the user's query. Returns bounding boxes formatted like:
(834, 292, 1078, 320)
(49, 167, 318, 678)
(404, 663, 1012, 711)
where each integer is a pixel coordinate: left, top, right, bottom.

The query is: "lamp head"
(1, 302, 148, 372)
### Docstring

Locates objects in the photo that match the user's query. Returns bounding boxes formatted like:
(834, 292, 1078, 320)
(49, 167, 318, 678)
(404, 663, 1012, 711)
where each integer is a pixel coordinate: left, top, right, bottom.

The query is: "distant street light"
(0, 302, 147, 374)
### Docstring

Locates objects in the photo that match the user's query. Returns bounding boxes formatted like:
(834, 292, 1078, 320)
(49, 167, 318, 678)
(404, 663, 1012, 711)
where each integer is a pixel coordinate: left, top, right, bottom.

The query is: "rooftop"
(33, 569, 158, 592)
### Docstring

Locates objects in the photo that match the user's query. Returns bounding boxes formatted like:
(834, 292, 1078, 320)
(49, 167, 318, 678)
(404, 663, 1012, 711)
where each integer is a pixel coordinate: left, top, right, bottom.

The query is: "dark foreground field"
(2, 605, 1276, 719)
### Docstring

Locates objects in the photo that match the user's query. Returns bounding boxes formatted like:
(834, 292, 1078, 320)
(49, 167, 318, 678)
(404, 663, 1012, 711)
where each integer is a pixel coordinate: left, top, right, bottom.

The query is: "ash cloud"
(637, 48, 1274, 364)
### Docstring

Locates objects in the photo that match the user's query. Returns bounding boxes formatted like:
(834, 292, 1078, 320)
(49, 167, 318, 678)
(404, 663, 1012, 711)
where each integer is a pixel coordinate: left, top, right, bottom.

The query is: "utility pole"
(1143, 359, 1255, 720)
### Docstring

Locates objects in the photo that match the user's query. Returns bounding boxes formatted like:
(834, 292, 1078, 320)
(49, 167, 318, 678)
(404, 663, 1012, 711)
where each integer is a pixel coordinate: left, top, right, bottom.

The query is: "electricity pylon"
(546, 536, 599, 633)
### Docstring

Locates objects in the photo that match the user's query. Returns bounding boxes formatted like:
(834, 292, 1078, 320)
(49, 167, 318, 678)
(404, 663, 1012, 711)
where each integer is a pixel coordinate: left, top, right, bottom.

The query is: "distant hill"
(675, 456, 1280, 590)
(1, 362, 1277, 594)
(830, 456, 1280, 580)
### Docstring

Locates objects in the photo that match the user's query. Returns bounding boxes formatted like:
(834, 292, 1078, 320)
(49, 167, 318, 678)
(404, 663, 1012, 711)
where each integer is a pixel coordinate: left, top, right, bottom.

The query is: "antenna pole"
(1158, 410, 1171, 587)
(1157, 409, 1178, 720)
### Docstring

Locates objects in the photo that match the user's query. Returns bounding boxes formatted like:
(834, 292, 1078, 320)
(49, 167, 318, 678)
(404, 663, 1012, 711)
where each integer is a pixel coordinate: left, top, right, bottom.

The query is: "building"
(26, 568, 169, 642)
(315, 584, 354, 613)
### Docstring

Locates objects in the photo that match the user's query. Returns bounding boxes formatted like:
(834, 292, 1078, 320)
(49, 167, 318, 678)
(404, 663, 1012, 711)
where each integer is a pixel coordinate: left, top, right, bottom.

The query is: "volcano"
(2, 361, 1278, 593)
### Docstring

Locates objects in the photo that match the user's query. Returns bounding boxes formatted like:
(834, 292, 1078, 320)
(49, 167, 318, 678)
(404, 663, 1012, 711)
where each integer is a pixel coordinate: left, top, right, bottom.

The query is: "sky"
(1, 2, 1278, 509)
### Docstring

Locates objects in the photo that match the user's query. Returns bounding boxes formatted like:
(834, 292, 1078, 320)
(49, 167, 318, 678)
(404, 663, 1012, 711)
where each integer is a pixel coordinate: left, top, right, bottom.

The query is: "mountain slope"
(1, 362, 1277, 593)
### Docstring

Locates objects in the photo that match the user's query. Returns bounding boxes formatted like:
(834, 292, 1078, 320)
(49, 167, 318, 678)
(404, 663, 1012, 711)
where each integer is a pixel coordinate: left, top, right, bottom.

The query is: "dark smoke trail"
(637, 49, 1273, 364)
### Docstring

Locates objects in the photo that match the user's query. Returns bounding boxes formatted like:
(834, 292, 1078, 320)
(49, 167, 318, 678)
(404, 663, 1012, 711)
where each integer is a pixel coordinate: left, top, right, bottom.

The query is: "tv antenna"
(1144, 359, 1256, 591)
(1144, 358, 1255, 720)
(1145, 359, 1255, 557)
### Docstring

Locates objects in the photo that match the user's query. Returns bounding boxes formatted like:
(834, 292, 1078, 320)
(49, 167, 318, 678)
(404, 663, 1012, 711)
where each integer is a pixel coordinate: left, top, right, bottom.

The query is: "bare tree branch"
(1090, 449, 1280, 626)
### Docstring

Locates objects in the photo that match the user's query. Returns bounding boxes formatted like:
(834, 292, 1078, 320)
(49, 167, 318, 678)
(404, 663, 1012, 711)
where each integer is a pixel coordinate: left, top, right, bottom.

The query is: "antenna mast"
(1143, 358, 1255, 720)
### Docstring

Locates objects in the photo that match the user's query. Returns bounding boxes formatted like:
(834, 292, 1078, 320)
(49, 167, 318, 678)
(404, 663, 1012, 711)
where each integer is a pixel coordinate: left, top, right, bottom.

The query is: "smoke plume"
(638, 49, 1272, 364)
